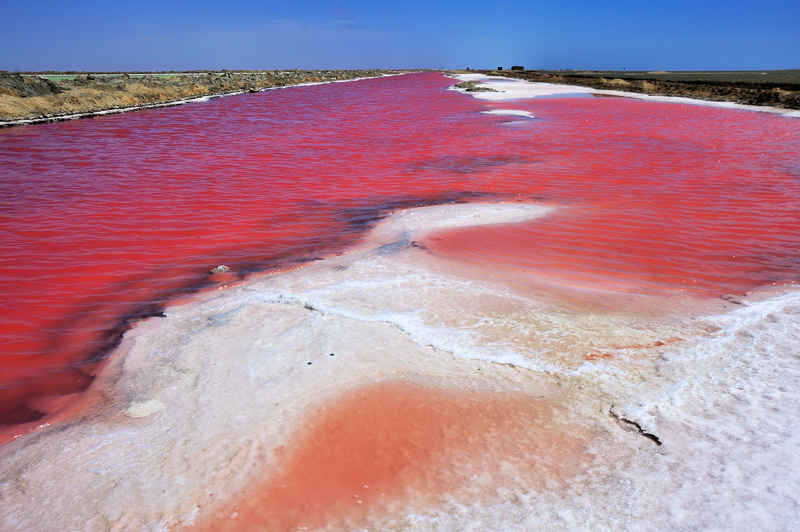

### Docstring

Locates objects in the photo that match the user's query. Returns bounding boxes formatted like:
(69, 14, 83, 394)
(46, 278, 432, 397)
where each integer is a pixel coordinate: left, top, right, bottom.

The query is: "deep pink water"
(1, 72, 799, 439)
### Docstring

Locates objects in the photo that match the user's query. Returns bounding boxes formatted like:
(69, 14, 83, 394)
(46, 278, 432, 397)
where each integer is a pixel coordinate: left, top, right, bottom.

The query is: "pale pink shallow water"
(0, 72, 799, 437)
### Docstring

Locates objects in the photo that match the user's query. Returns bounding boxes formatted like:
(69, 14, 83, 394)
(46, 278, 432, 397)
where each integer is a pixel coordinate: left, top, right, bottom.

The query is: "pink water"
(0, 72, 798, 438)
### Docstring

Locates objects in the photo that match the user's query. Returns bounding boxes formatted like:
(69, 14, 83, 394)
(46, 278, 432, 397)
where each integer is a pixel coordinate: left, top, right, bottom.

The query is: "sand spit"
(0, 70, 404, 126)
(451, 73, 800, 118)
(2, 201, 799, 530)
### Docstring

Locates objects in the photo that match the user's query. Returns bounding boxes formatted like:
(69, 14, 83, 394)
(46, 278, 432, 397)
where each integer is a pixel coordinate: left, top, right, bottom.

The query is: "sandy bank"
(2, 201, 799, 530)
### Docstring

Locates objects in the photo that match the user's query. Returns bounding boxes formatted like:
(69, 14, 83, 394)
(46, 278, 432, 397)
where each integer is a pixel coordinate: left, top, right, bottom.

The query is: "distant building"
(510, 65, 524, 71)
(497, 66, 503, 70)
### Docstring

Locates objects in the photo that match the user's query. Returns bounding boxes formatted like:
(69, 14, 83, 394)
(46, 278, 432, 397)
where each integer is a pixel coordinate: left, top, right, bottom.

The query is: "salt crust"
(452, 73, 800, 118)
(1, 201, 799, 530)
(125, 399, 165, 418)
(481, 109, 536, 118)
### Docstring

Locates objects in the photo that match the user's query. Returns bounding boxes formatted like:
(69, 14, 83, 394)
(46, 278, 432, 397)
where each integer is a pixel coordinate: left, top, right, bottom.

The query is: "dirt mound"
(0, 72, 62, 97)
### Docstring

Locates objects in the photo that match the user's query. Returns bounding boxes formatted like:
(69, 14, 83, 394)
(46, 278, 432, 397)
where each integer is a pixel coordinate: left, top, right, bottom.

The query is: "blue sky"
(1, 0, 798, 71)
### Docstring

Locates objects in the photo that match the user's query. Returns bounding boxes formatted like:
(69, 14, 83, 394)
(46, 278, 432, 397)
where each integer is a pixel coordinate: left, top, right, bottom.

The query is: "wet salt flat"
(1, 72, 800, 530)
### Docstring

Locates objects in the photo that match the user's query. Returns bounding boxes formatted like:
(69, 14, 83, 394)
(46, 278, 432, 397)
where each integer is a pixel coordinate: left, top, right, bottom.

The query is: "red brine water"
(0, 72, 798, 438)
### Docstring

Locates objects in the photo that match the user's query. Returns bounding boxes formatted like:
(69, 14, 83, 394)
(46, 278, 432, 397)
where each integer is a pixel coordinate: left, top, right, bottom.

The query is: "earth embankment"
(0, 70, 398, 124)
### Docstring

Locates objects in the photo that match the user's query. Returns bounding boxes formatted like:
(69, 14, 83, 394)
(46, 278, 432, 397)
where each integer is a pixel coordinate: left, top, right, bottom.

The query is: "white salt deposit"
(1, 201, 798, 530)
(125, 399, 165, 418)
(451, 73, 594, 100)
(595, 89, 800, 118)
(481, 109, 537, 118)
(363, 201, 553, 245)
(452, 73, 800, 118)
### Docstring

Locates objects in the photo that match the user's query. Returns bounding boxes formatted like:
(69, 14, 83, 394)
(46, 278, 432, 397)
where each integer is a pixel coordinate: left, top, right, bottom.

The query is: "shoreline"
(8, 68, 797, 128)
(0, 70, 406, 127)
(468, 69, 800, 111)
(3, 200, 798, 529)
(450, 72, 800, 118)
(3, 71, 800, 530)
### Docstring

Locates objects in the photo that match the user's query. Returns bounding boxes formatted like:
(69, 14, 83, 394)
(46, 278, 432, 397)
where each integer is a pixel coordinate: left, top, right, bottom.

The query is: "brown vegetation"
(0, 70, 396, 123)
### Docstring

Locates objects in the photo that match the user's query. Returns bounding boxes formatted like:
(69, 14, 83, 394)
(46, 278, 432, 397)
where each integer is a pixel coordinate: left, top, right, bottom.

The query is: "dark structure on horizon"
(510, 65, 524, 71)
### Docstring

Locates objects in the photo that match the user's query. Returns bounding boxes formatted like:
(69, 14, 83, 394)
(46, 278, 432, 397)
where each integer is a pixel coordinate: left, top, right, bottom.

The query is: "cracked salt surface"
(1, 201, 799, 530)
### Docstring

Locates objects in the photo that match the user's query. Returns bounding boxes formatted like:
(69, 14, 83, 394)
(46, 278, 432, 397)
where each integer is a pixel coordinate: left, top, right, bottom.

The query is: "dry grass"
(0, 71, 391, 122)
(0, 84, 230, 120)
(641, 80, 658, 92)
(607, 78, 632, 87)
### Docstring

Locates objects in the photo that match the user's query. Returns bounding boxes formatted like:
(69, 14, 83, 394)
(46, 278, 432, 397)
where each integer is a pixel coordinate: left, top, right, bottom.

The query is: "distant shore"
(468, 69, 800, 110)
(0, 70, 400, 126)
